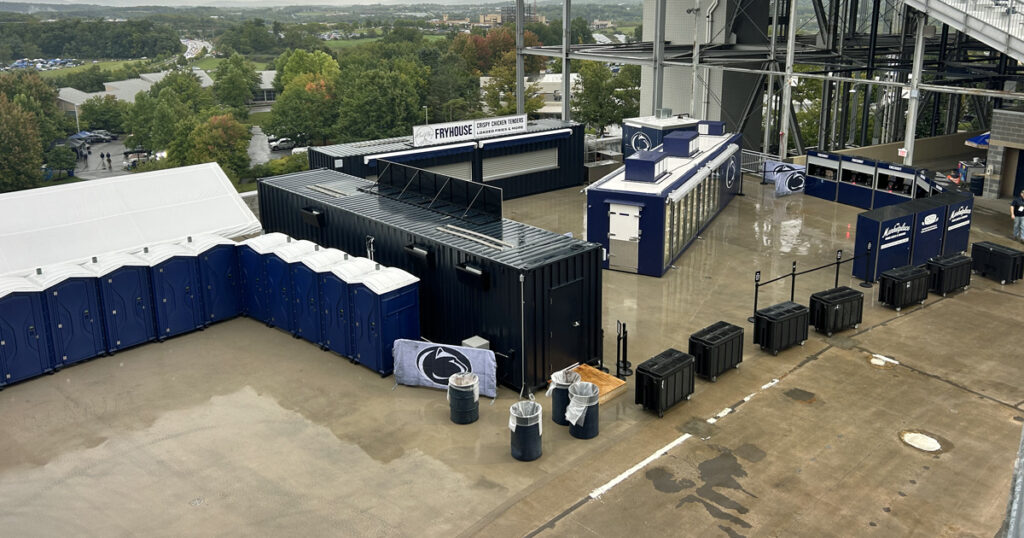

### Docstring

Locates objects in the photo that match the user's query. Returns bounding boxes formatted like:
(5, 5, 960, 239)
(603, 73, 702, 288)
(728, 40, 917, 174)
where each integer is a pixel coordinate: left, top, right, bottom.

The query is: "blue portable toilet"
(292, 248, 348, 346)
(266, 240, 318, 332)
(28, 264, 106, 368)
(82, 253, 156, 353)
(238, 233, 291, 323)
(0, 276, 52, 386)
(181, 234, 242, 326)
(321, 257, 378, 360)
(349, 267, 420, 376)
(137, 243, 204, 340)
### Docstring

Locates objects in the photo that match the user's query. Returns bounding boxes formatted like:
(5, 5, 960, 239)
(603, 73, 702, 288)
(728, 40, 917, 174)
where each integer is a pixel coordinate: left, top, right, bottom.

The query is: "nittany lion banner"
(392, 339, 498, 398)
(764, 160, 806, 197)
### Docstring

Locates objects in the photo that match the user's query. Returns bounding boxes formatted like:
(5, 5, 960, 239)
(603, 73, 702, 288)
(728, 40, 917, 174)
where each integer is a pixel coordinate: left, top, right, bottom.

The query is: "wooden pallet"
(574, 364, 627, 405)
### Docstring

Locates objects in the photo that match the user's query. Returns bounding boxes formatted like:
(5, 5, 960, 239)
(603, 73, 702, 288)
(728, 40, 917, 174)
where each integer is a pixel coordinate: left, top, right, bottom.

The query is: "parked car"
(91, 130, 118, 140)
(266, 133, 280, 143)
(270, 137, 296, 151)
(84, 132, 112, 143)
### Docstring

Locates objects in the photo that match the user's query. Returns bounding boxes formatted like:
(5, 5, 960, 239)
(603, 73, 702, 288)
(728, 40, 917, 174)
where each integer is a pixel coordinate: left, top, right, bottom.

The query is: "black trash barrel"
(546, 369, 581, 426)
(509, 400, 543, 461)
(448, 372, 479, 424)
(566, 381, 600, 440)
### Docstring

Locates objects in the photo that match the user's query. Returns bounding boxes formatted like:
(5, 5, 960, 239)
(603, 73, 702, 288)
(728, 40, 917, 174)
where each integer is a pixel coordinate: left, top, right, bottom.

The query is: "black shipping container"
(808, 286, 863, 336)
(635, 349, 695, 418)
(971, 241, 1024, 285)
(688, 321, 743, 382)
(926, 254, 972, 296)
(257, 167, 603, 391)
(878, 265, 930, 311)
(753, 301, 809, 355)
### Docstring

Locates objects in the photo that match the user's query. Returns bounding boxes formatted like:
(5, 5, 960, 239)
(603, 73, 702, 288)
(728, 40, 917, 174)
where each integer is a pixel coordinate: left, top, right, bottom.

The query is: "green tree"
(183, 114, 251, 179)
(570, 17, 595, 45)
(424, 52, 480, 122)
(482, 51, 544, 117)
(272, 49, 341, 93)
(213, 53, 260, 116)
(336, 62, 427, 141)
(633, 24, 644, 42)
(44, 146, 76, 178)
(79, 95, 130, 132)
(0, 94, 42, 192)
(269, 73, 339, 145)
(0, 71, 70, 150)
(150, 70, 212, 114)
(616, 64, 641, 119)
(571, 61, 619, 136)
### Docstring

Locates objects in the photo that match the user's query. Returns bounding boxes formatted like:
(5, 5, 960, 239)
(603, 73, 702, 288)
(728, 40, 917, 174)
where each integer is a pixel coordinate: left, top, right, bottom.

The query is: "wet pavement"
(0, 176, 1021, 536)
(73, 140, 129, 180)
(248, 125, 271, 167)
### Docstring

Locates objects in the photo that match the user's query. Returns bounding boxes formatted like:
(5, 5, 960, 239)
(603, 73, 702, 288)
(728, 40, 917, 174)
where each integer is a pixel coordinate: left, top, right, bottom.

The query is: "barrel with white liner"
(566, 381, 600, 439)
(546, 369, 581, 426)
(448, 372, 479, 424)
(509, 400, 542, 461)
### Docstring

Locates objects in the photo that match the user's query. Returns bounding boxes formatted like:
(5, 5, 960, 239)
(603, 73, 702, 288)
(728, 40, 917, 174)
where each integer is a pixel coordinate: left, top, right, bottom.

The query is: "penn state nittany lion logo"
(725, 159, 738, 190)
(417, 345, 472, 384)
(630, 131, 652, 152)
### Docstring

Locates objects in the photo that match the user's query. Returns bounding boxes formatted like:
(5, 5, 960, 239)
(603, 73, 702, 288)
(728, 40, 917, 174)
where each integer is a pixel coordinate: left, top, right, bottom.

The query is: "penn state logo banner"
(392, 339, 498, 398)
(764, 160, 806, 197)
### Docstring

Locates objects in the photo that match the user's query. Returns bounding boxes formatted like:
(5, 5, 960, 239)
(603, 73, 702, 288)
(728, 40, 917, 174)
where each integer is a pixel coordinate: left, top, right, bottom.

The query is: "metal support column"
(515, 0, 525, 114)
(562, 0, 572, 121)
(690, 0, 702, 117)
(762, 0, 781, 154)
(860, 0, 881, 146)
(778, 0, 799, 160)
(903, 12, 925, 167)
(653, 0, 667, 114)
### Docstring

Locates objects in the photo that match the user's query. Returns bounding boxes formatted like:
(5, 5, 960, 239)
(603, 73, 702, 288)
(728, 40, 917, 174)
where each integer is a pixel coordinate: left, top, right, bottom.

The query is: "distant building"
(253, 71, 277, 104)
(479, 13, 501, 25)
(591, 20, 613, 29)
(479, 72, 581, 119)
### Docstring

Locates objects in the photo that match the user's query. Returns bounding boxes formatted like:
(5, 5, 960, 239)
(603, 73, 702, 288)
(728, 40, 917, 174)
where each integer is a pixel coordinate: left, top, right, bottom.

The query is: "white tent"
(0, 162, 261, 276)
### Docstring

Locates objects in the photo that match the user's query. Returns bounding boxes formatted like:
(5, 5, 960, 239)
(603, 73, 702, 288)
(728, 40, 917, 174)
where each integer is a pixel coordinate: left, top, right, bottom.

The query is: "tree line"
(0, 19, 183, 63)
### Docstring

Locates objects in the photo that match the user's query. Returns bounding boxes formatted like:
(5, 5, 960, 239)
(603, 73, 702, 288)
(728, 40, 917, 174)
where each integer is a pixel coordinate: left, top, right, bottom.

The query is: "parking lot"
(73, 140, 129, 181)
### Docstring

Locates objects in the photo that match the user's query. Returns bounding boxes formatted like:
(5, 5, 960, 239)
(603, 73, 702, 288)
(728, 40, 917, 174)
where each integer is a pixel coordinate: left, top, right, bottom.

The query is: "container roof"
(589, 134, 736, 196)
(81, 252, 149, 276)
(272, 240, 319, 263)
(240, 232, 291, 254)
(328, 257, 378, 282)
(298, 248, 348, 272)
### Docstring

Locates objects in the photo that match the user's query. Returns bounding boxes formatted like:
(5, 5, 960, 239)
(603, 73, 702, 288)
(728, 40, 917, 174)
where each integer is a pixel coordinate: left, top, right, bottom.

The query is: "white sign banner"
(412, 114, 528, 147)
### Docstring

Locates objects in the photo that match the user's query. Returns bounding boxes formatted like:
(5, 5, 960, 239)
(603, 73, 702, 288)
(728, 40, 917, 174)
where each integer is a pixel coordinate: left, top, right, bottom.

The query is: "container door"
(291, 266, 320, 342)
(546, 279, 584, 377)
(0, 294, 51, 384)
(321, 276, 349, 356)
(265, 256, 291, 329)
(49, 279, 104, 365)
(104, 266, 155, 350)
(154, 259, 202, 338)
(608, 203, 641, 273)
(350, 286, 380, 371)
(199, 245, 241, 323)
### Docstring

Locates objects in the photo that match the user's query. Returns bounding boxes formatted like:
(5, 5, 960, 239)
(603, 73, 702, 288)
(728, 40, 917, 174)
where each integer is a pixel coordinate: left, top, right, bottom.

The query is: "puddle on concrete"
(734, 444, 766, 463)
(784, 388, 816, 404)
(899, 429, 954, 454)
(680, 418, 716, 438)
(645, 467, 695, 493)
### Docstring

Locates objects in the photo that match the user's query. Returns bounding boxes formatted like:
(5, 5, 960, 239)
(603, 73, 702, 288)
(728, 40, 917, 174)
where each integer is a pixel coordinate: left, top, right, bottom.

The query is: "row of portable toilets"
(0, 232, 420, 389)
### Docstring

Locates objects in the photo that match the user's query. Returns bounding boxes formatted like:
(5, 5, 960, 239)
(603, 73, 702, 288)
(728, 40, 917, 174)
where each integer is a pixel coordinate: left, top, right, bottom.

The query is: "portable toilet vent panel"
(181, 234, 242, 325)
(0, 277, 52, 386)
(138, 243, 204, 340)
(321, 257, 377, 359)
(29, 264, 106, 367)
(82, 253, 156, 353)
(266, 240, 318, 332)
(349, 267, 420, 376)
(292, 248, 348, 346)
(238, 232, 291, 322)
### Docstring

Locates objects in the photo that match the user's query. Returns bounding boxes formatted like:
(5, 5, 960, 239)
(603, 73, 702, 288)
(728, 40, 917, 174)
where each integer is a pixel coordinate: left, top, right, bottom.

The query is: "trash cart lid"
(179, 233, 235, 254)
(26, 262, 96, 289)
(239, 232, 291, 254)
(357, 267, 420, 294)
(327, 257, 378, 283)
(80, 252, 149, 276)
(272, 240, 318, 263)
(298, 248, 348, 272)
(135, 242, 196, 266)
(0, 275, 42, 300)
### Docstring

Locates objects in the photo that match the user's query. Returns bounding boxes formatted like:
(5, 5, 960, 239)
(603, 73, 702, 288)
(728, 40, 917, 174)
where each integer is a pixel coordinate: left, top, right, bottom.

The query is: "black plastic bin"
(878, 265, 930, 311)
(688, 321, 743, 382)
(635, 349, 694, 418)
(808, 287, 863, 336)
(926, 254, 972, 296)
(509, 401, 542, 462)
(971, 242, 1024, 285)
(566, 381, 600, 439)
(448, 373, 479, 425)
(753, 301, 809, 355)
(546, 369, 581, 426)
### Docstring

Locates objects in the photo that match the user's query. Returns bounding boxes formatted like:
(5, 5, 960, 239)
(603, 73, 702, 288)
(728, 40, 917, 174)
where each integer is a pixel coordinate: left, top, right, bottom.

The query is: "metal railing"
(908, 0, 1024, 61)
(741, 149, 774, 176)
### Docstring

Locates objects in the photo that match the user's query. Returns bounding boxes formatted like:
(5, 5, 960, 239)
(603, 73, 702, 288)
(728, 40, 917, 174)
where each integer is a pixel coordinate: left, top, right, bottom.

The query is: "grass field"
(191, 57, 224, 72)
(323, 37, 382, 50)
(35, 60, 139, 79)
(248, 111, 272, 129)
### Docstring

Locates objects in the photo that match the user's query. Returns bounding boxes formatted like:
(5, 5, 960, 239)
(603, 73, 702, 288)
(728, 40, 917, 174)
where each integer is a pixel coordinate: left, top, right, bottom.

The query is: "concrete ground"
(1, 176, 1021, 536)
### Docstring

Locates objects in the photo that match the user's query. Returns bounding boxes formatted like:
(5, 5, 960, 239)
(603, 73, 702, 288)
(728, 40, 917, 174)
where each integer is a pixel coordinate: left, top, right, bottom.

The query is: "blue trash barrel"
(349, 267, 421, 376)
(181, 234, 242, 326)
(137, 243, 204, 340)
(291, 248, 348, 346)
(321, 257, 377, 360)
(266, 240, 318, 332)
(82, 253, 156, 353)
(546, 369, 581, 426)
(509, 400, 543, 461)
(566, 381, 600, 439)
(238, 233, 291, 323)
(0, 276, 53, 386)
(29, 263, 106, 367)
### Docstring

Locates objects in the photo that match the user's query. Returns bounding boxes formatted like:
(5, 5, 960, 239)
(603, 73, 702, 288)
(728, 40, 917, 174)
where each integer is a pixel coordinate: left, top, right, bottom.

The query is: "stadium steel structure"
(511, 0, 1024, 165)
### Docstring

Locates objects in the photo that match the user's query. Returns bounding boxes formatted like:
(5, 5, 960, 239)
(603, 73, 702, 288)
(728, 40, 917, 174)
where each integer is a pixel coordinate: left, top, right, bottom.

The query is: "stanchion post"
(859, 242, 874, 289)
(789, 261, 797, 301)
(834, 249, 843, 288)
(748, 270, 761, 323)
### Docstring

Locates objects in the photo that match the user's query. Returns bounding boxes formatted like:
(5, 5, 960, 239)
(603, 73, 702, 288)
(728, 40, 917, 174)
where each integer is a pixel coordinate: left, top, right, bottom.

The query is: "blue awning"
(478, 129, 572, 151)
(965, 132, 989, 149)
(366, 143, 475, 167)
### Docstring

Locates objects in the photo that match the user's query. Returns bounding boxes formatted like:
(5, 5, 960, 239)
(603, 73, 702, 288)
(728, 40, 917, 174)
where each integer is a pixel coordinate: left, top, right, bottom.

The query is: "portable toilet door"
(138, 243, 204, 340)
(321, 257, 378, 360)
(350, 267, 421, 376)
(0, 276, 52, 386)
(82, 253, 156, 353)
(238, 233, 291, 323)
(265, 240, 318, 332)
(181, 234, 242, 325)
(292, 248, 348, 346)
(28, 264, 106, 368)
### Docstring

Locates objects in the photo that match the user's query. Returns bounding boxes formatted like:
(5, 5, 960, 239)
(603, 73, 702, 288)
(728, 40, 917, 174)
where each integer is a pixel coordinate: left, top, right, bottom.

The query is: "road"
(73, 140, 130, 180)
